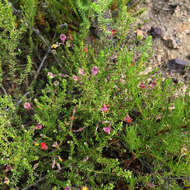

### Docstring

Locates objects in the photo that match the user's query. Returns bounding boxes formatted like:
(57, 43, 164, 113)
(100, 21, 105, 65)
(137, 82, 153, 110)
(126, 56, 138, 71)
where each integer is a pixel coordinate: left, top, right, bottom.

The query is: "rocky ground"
(134, 0, 190, 96)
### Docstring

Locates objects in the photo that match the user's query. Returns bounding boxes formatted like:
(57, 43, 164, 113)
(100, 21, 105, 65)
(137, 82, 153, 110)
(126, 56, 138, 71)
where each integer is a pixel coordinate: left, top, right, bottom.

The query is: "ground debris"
(147, 26, 162, 38)
(167, 58, 189, 73)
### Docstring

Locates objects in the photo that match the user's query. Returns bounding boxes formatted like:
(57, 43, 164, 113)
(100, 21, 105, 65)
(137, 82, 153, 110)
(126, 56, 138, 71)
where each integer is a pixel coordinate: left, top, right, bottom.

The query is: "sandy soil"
(134, 0, 190, 94)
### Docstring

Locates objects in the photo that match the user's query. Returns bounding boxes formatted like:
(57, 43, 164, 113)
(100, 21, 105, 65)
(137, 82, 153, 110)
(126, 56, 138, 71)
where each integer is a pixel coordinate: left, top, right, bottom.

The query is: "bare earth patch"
(134, 0, 190, 95)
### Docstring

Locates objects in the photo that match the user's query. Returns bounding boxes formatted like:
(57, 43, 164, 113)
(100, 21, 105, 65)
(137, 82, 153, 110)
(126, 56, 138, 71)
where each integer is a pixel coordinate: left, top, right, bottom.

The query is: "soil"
(133, 0, 190, 95)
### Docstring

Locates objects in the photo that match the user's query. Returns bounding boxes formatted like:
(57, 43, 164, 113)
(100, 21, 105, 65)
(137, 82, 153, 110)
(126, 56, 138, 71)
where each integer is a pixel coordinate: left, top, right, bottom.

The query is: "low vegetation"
(0, 0, 189, 189)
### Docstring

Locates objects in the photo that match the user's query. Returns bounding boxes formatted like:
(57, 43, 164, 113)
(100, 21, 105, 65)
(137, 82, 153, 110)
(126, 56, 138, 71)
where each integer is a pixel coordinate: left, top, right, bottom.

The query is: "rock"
(186, 54, 190, 60)
(172, 78, 178, 84)
(172, 5, 180, 16)
(147, 26, 162, 38)
(163, 38, 179, 49)
(167, 58, 189, 73)
(162, 33, 181, 49)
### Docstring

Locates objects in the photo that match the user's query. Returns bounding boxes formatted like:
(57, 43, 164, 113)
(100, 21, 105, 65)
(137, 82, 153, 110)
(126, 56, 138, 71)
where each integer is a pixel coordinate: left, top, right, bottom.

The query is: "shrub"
(0, 0, 189, 189)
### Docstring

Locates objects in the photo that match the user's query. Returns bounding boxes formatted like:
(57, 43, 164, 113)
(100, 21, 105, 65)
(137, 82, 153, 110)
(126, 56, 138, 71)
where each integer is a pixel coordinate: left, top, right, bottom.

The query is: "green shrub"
(0, 0, 189, 189)
(0, 0, 36, 90)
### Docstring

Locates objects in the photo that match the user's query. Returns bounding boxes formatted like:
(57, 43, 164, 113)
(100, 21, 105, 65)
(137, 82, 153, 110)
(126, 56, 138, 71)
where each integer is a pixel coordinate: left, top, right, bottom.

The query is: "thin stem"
(0, 85, 8, 95)
(70, 106, 76, 131)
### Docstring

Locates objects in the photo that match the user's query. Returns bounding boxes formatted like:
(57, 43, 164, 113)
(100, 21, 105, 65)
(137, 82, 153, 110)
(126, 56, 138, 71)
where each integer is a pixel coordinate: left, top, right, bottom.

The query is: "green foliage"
(0, 0, 189, 189)
(0, 0, 36, 91)
(0, 95, 37, 187)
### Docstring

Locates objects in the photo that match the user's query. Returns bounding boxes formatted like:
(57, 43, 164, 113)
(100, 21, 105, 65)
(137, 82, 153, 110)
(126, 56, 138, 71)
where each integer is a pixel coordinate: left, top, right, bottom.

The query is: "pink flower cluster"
(79, 68, 85, 75)
(60, 33, 66, 43)
(123, 113, 132, 123)
(91, 66, 98, 75)
(139, 80, 157, 90)
(47, 72, 54, 78)
(72, 66, 99, 82)
(83, 45, 88, 53)
(73, 75, 78, 82)
(100, 103, 109, 113)
(52, 158, 61, 170)
(24, 102, 31, 110)
(35, 124, 42, 130)
(103, 123, 112, 134)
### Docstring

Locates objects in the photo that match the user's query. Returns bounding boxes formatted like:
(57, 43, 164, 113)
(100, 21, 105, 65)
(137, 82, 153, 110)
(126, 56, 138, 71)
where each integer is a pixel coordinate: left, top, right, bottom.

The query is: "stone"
(167, 58, 189, 72)
(164, 38, 179, 49)
(173, 5, 180, 16)
(147, 26, 162, 38)
(186, 54, 190, 60)
(172, 78, 178, 84)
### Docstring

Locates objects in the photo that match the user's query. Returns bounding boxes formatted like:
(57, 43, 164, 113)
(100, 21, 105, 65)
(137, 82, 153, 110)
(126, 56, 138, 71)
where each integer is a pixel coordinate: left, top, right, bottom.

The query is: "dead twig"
(32, 28, 62, 66)
(22, 168, 62, 190)
(33, 32, 57, 80)
(123, 153, 136, 170)
(0, 85, 8, 95)
(34, 50, 49, 80)
(70, 106, 76, 131)
(9, 1, 64, 76)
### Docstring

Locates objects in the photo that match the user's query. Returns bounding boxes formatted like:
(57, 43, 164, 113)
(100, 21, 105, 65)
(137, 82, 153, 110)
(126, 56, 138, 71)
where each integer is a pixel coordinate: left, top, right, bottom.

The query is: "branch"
(70, 106, 76, 131)
(32, 28, 62, 66)
(0, 85, 8, 95)
(8, 1, 64, 74)
(22, 169, 62, 190)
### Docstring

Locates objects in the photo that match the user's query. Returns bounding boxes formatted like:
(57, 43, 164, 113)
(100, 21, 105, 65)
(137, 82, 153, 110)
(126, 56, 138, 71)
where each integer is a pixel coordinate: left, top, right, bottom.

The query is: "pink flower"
(151, 80, 156, 88)
(4, 177, 9, 185)
(35, 124, 42, 130)
(123, 113, 132, 123)
(73, 107, 76, 114)
(91, 66, 98, 75)
(103, 124, 111, 134)
(56, 163, 61, 170)
(52, 141, 59, 148)
(41, 142, 48, 151)
(82, 156, 89, 162)
(78, 127, 84, 131)
(101, 104, 109, 113)
(79, 68, 85, 75)
(83, 45, 88, 53)
(60, 33, 66, 43)
(139, 82, 146, 89)
(73, 75, 78, 82)
(24, 102, 31, 110)
(52, 158, 56, 169)
(64, 187, 70, 190)
(47, 72, 54, 78)
(5, 165, 12, 172)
